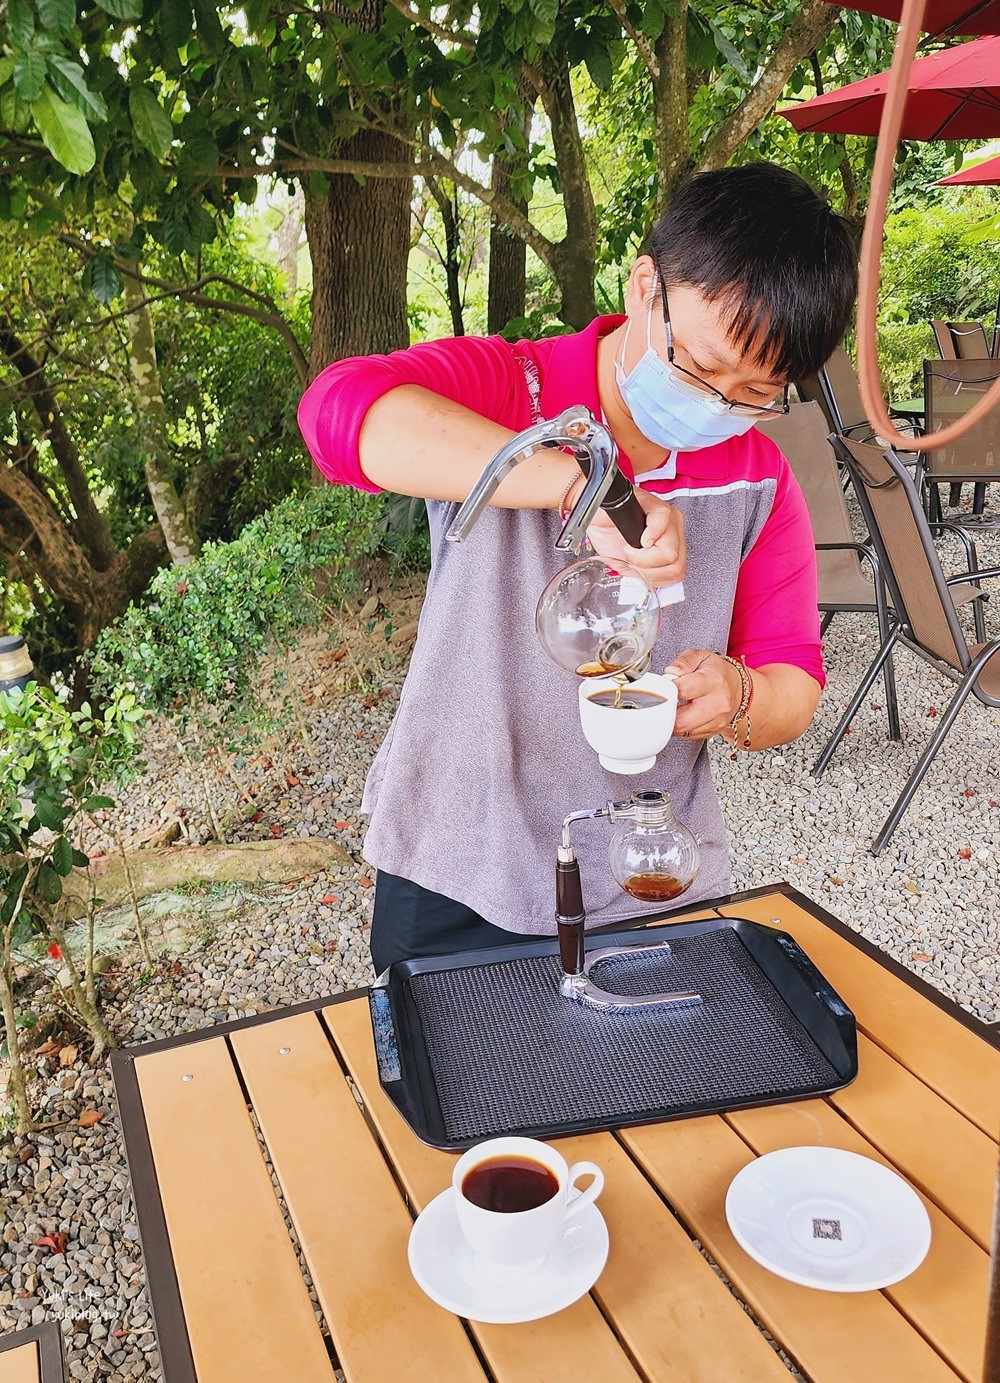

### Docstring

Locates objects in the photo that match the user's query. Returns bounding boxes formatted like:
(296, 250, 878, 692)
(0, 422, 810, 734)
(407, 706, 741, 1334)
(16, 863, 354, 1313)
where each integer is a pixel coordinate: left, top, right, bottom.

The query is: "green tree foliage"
(0, 222, 310, 668)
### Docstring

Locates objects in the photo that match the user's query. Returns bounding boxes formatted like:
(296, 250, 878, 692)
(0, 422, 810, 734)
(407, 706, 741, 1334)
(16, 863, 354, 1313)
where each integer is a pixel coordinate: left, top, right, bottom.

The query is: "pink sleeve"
(297, 335, 530, 492)
(728, 456, 825, 688)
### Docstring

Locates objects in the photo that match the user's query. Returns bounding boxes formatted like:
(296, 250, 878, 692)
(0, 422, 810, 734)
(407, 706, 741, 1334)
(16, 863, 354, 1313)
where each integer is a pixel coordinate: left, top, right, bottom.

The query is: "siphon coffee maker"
(447, 408, 703, 1012)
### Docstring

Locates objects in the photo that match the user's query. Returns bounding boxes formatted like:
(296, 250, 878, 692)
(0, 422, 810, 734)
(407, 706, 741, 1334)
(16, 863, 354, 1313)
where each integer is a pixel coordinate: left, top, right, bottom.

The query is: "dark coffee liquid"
(461, 1156, 559, 1213)
(620, 872, 690, 902)
(587, 689, 666, 710)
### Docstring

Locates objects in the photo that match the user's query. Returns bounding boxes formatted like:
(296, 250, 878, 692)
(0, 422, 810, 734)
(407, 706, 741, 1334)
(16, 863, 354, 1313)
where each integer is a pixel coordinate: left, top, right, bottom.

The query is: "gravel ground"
(1, 534, 997, 1380)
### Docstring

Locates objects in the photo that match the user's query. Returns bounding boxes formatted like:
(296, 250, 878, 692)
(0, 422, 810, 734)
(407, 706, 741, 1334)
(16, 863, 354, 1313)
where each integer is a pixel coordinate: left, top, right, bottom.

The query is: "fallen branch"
(58, 838, 353, 920)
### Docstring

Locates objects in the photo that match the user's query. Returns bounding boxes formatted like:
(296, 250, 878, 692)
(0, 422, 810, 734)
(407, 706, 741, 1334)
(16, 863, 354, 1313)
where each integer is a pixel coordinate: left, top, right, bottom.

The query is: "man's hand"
(586, 487, 686, 587)
(663, 649, 743, 741)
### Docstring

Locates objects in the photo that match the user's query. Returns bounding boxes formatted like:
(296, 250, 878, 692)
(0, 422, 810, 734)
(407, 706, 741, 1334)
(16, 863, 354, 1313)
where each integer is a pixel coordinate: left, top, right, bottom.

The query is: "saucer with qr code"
(724, 1146, 931, 1292)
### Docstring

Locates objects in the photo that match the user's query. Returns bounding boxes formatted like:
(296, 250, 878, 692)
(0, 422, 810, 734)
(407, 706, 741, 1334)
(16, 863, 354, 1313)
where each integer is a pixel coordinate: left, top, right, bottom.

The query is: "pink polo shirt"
(299, 317, 824, 685)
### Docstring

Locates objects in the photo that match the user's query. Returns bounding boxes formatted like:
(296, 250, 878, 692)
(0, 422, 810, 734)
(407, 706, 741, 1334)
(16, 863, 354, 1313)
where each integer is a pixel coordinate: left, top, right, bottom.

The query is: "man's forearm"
(358, 385, 579, 509)
(739, 663, 822, 750)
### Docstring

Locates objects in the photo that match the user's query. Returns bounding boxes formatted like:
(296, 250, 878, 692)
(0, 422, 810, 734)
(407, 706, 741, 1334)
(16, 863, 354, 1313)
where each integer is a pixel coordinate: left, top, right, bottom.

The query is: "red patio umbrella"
(781, 34, 1000, 139)
(833, 0, 1000, 35)
(936, 148, 1000, 179)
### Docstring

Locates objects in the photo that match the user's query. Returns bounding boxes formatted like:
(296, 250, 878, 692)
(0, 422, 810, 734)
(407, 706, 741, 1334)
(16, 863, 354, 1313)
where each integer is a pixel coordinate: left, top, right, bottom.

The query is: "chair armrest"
(945, 565, 1000, 584)
(933, 520, 980, 573)
(814, 541, 880, 581)
(944, 567, 1000, 588)
(842, 417, 923, 439)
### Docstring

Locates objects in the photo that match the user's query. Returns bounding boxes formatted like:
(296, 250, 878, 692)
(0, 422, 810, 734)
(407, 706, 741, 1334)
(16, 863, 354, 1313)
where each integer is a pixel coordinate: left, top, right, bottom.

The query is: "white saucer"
(408, 1188, 609, 1323)
(725, 1147, 931, 1292)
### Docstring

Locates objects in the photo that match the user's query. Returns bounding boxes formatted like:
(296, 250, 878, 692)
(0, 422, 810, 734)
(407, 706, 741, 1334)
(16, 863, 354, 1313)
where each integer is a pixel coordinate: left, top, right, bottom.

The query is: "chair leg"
(814, 628, 900, 779)
(929, 483, 942, 525)
(820, 610, 835, 637)
(871, 671, 979, 855)
(973, 592, 987, 645)
(973, 482, 986, 516)
(949, 483, 963, 508)
(874, 575, 901, 741)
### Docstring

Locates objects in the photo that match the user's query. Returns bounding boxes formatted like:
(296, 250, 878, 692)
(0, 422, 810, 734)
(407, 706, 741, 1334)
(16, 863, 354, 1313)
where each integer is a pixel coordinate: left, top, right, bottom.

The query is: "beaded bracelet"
(557, 471, 585, 521)
(721, 654, 754, 758)
(557, 471, 594, 553)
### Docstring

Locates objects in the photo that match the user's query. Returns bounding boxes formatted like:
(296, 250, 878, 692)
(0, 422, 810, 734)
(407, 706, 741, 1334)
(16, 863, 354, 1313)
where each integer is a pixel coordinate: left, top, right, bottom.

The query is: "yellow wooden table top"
(0, 1343, 39, 1383)
(113, 884, 1000, 1383)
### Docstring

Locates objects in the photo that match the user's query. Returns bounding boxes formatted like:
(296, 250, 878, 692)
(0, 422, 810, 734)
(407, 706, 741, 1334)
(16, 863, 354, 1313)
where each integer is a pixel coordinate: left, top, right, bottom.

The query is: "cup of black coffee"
(452, 1136, 603, 1273)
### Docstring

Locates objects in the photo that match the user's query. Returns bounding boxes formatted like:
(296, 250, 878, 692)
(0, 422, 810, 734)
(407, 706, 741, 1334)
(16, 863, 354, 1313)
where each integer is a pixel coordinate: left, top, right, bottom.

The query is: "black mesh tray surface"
(369, 915, 857, 1150)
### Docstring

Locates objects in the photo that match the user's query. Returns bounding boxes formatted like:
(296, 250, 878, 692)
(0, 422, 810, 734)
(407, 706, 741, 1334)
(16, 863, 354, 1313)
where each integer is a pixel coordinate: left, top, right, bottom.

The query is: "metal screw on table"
(279, 1047, 291, 1055)
(181, 1074, 193, 1082)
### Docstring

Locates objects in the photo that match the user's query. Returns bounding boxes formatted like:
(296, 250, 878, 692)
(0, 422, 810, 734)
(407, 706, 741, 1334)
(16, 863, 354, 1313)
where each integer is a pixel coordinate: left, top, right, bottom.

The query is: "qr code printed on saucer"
(812, 1218, 842, 1241)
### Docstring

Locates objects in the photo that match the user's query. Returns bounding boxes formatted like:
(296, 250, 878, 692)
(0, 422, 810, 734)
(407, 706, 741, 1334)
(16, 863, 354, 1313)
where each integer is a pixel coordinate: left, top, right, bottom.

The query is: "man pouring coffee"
(298, 162, 858, 972)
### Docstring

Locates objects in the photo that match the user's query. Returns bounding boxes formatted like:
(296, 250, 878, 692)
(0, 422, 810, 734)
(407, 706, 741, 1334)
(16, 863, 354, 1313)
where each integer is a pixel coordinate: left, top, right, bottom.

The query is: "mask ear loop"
(616, 270, 658, 381)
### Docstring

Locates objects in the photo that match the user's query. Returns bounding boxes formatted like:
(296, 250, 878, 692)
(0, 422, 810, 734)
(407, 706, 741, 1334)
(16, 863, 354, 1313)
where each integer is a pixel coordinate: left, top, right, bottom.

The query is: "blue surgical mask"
(614, 295, 759, 453)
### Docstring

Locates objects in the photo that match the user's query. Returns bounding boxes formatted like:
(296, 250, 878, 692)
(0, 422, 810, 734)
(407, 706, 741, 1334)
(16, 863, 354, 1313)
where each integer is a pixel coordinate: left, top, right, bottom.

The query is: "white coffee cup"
(453, 1136, 604, 1274)
(578, 672, 678, 774)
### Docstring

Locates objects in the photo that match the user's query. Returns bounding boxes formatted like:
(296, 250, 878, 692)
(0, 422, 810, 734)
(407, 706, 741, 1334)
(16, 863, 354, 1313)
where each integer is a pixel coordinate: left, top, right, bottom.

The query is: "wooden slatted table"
(111, 883, 1000, 1383)
(0, 1323, 65, 1383)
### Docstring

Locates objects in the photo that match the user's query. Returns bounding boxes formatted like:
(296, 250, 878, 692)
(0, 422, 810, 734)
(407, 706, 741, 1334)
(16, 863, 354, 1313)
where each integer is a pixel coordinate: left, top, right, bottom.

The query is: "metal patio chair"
(797, 346, 924, 442)
(922, 358, 1000, 529)
(814, 434, 997, 855)
(947, 321, 991, 360)
(758, 402, 900, 739)
(931, 319, 958, 360)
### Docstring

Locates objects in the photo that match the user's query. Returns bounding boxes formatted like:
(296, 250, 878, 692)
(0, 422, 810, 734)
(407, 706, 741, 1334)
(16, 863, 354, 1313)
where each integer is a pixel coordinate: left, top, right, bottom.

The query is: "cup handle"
(565, 1161, 604, 1218)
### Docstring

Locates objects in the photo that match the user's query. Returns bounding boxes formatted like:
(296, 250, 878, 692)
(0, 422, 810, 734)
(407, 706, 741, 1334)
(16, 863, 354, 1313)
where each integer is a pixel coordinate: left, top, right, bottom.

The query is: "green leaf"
(13, 48, 48, 103)
(31, 82, 96, 173)
(36, 863, 63, 904)
(38, 0, 76, 35)
(584, 43, 613, 91)
(34, 795, 68, 832)
(71, 848, 90, 868)
(708, 21, 749, 82)
(82, 252, 123, 303)
(129, 85, 174, 160)
(6, 0, 35, 46)
(52, 835, 74, 877)
(83, 795, 115, 811)
(177, 126, 218, 176)
(99, 0, 142, 16)
(0, 58, 15, 88)
(0, 865, 29, 927)
(48, 55, 108, 121)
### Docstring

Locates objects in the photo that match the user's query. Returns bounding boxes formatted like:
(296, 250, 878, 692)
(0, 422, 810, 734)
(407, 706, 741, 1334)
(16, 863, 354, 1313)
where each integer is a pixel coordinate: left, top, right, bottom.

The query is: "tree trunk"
(539, 53, 597, 329)
(653, 5, 693, 212)
(123, 274, 199, 566)
(488, 82, 534, 335)
(56, 838, 352, 920)
(696, 0, 839, 174)
(277, 185, 305, 294)
(303, 124, 413, 377)
(0, 322, 117, 571)
(1, 460, 167, 654)
(426, 176, 465, 336)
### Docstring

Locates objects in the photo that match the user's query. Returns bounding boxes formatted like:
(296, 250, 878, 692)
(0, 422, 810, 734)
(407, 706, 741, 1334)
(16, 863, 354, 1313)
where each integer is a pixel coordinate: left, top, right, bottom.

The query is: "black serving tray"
(369, 915, 858, 1151)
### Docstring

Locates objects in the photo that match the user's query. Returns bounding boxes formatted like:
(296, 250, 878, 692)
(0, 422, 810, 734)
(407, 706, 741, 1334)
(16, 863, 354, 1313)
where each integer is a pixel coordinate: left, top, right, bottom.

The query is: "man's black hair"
(644, 163, 858, 380)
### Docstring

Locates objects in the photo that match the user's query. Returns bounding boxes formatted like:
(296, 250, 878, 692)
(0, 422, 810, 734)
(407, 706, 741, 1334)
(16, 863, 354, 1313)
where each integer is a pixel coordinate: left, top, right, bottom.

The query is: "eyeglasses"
(657, 270, 790, 420)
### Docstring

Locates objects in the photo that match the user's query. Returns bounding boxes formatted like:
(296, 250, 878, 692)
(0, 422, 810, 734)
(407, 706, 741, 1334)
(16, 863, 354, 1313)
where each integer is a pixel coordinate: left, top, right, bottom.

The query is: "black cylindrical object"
(573, 454, 647, 549)
(556, 857, 586, 976)
(599, 470, 647, 549)
(0, 635, 34, 696)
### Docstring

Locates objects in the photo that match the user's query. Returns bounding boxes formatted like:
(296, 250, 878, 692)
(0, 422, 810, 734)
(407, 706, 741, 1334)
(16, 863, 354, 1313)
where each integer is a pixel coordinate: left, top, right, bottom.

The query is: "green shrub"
(91, 485, 386, 712)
